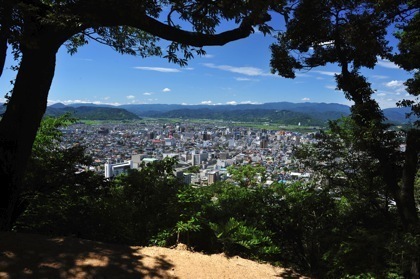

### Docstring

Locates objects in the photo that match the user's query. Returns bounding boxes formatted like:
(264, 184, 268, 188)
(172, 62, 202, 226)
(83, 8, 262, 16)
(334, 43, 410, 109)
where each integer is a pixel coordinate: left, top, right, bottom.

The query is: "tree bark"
(0, 40, 60, 230)
(401, 129, 420, 227)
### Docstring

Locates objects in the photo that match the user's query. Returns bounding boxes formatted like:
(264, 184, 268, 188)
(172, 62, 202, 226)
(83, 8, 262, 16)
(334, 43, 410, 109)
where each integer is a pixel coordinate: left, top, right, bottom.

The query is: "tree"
(14, 114, 109, 235)
(270, 1, 419, 276)
(227, 164, 266, 187)
(0, 0, 276, 229)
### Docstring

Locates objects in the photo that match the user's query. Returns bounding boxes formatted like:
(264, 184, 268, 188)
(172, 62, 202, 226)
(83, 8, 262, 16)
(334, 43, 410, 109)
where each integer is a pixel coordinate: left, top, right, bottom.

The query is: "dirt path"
(0, 232, 307, 279)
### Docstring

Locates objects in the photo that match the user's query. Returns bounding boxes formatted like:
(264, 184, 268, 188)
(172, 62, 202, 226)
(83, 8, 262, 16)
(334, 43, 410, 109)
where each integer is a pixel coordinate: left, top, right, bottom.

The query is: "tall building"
(104, 160, 133, 178)
(208, 171, 219, 185)
(260, 137, 268, 149)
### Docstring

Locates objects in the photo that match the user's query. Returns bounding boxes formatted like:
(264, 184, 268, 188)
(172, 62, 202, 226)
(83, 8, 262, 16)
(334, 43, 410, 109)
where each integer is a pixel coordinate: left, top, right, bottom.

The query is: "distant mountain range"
(0, 102, 416, 124)
(46, 104, 140, 120)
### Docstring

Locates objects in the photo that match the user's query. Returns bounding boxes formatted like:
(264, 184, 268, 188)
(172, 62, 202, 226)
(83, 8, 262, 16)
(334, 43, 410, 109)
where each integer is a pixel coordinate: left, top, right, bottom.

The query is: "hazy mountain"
(383, 107, 414, 124)
(48, 102, 67, 109)
(144, 108, 324, 126)
(1, 101, 417, 124)
(45, 106, 140, 120)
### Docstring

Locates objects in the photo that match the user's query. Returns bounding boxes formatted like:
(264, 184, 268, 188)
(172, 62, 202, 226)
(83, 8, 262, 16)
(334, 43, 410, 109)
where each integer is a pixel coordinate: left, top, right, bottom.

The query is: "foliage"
(15, 127, 418, 278)
(294, 118, 419, 277)
(46, 106, 140, 120)
(186, 165, 200, 173)
(209, 217, 280, 257)
(17, 157, 185, 245)
(270, 2, 419, 275)
(227, 164, 266, 187)
(23, 114, 94, 194)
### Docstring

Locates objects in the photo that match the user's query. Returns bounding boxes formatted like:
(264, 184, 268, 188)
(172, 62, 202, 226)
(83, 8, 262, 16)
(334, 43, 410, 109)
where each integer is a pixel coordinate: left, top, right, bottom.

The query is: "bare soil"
(0, 232, 308, 279)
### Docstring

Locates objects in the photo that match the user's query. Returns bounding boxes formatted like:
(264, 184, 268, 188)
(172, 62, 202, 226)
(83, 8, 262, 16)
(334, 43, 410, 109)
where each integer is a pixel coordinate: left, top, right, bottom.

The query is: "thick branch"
(73, 3, 269, 47)
(126, 14, 259, 47)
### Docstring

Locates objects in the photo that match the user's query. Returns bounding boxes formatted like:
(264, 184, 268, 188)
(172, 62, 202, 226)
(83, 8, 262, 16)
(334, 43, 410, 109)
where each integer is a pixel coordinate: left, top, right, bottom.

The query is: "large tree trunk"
(0, 42, 60, 230)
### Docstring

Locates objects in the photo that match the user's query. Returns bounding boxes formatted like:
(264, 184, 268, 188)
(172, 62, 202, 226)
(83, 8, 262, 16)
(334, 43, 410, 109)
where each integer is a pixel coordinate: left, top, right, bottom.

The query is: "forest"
(0, 0, 419, 278)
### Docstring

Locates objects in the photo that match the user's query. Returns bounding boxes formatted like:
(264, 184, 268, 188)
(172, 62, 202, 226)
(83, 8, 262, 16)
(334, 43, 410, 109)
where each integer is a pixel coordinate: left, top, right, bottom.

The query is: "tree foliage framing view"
(0, 0, 419, 277)
(0, 0, 275, 229)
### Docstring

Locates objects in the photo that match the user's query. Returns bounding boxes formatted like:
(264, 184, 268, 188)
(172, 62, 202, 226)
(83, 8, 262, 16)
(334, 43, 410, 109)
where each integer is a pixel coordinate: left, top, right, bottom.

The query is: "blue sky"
(0, 21, 413, 109)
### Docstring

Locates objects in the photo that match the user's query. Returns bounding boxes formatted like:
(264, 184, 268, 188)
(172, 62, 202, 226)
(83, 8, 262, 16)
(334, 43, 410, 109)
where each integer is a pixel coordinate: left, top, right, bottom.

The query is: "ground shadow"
(0, 232, 178, 279)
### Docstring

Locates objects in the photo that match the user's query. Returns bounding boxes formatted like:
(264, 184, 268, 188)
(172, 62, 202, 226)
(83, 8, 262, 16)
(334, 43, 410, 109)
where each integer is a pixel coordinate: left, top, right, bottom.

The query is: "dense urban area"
(61, 120, 315, 185)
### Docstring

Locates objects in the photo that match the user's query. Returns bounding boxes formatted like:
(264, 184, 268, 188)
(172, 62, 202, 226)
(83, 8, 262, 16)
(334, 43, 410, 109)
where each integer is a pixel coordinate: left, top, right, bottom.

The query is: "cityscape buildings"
(60, 120, 315, 184)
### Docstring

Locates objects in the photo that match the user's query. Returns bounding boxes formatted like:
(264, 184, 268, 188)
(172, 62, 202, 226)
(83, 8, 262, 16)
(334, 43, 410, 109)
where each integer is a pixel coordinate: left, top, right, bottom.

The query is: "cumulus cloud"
(143, 92, 153, 96)
(302, 97, 310, 101)
(384, 80, 406, 94)
(126, 95, 135, 99)
(203, 63, 270, 76)
(133, 66, 180, 73)
(162, 88, 171, 92)
(385, 80, 404, 88)
(203, 54, 214, 58)
(325, 85, 336, 90)
(226, 101, 237, 105)
(201, 100, 212, 105)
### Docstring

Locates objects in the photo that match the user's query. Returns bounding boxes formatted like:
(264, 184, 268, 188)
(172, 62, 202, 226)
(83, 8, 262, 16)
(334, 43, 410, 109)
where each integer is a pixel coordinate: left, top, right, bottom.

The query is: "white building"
(104, 160, 133, 178)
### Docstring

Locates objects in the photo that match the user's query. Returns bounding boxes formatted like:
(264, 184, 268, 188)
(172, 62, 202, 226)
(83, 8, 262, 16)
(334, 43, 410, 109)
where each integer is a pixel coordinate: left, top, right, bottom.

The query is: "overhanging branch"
(72, 2, 270, 48)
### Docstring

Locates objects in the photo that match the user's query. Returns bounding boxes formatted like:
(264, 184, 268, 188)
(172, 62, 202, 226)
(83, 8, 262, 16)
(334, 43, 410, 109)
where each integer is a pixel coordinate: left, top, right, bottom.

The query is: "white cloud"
(295, 73, 311, 78)
(302, 97, 310, 101)
(240, 101, 261, 105)
(384, 80, 406, 94)
(143, 92, 153, 96)
(325, 85, 336, 90)
(203, 54, 214, 59)
(385, 80, 404, 88)
(314, 70, 338, 76)
(162, 88, 171, 92)
(133, 66, 180, 73)
(48, 99, 121, 106)
(377, 93, 387, 96)
(235, 77, 253, 81)
(103, 96, 110, 100)
(126, 95, 135, 99)
(377, 58, 400, 69)
(203, 63, 270, 76)
(372, 75, 389, 79)
(201, 100, 212, 105)
(226, 101, 237, 105)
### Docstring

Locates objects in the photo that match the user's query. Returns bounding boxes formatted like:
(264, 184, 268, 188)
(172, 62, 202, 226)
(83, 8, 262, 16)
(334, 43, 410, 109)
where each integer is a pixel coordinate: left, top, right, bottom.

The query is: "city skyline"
(0, 21, 412, 109)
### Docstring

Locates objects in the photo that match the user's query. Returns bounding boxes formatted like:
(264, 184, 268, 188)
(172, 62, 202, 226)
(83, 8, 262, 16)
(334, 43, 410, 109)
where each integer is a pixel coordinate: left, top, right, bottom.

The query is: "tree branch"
(72, 3, 270, 48)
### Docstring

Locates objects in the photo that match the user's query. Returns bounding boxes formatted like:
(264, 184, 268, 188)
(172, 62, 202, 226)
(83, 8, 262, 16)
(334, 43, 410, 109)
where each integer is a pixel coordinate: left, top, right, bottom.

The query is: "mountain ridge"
(0, 102, 416, 124)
